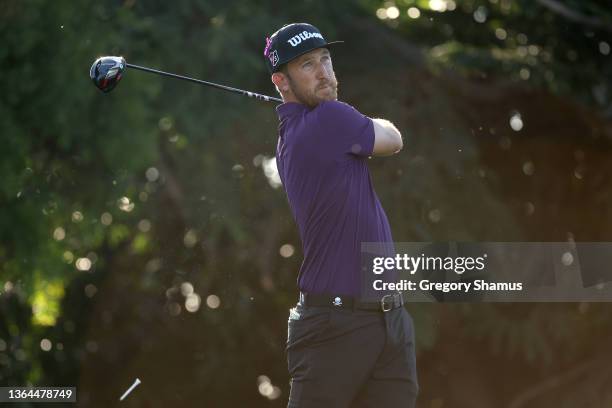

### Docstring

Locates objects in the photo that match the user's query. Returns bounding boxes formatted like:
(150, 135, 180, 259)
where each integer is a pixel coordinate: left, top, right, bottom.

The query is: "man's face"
(279, 48, 338, 108)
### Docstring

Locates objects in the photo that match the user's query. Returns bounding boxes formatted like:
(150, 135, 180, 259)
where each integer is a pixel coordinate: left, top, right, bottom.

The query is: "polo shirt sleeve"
(315, 101, 375, 158)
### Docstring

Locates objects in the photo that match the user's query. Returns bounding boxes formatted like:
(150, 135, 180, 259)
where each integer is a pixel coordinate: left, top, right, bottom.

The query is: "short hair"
(273, 64, 290, 95)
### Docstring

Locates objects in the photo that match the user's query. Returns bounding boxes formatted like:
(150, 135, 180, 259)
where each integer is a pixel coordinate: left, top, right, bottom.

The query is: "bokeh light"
(75, 257, 92, 271)
(100, 212, 113, 225)
(180, 282, 194, 296)
(185, 293, 201, 313)
(117, 197, 135, 212)
(407, 7, 421, 19)
(206, 294, 221, 309)
(40, 338, 52, 351)
(509, 113, 524, 131)
(53, 227, 65, 241)
(145, 167, 159, 182)
(183, 229, 197, 248)
(279, 244, 295, 258)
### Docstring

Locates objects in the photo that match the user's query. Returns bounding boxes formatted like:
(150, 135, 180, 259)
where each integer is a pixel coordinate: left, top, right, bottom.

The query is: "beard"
(287, 74, 339, 108)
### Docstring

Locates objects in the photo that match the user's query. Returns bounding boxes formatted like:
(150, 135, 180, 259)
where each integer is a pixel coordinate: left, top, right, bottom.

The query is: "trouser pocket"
(286, 305, 332, 380)
(375, 308, 418, 392)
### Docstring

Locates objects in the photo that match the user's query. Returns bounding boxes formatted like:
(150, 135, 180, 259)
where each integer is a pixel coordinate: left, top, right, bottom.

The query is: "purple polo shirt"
(275, 100, 394, 297)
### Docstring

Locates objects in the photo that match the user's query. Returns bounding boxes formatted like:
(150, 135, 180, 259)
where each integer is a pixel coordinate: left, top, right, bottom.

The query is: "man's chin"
(297, 91, 338, 108)
(317, 88, 338, 101)
(312, 95, 337, 107)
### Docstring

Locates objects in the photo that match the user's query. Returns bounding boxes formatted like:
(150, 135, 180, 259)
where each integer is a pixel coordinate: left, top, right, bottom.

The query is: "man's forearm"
(372, 118, 403, 156)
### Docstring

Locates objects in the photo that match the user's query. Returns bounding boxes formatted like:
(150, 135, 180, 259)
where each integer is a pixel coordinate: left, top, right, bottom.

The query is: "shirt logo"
(332, 296, 342, 306)
(287, 31, 324, 47)
(269, 50, 279, 67)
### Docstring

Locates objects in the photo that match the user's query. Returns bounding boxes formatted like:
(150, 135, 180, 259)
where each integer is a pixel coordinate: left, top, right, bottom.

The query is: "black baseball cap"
(264, 23, 343, 73)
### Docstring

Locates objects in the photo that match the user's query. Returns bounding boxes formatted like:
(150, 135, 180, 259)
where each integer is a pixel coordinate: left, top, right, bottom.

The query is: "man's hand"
(372, 118, 403, 156)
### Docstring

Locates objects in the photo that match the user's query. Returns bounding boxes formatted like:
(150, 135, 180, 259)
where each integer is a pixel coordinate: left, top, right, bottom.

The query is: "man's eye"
(303, 62, 312, 68)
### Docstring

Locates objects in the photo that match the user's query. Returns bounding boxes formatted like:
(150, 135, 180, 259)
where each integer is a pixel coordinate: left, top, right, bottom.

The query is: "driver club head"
(90, 56, 125, 93)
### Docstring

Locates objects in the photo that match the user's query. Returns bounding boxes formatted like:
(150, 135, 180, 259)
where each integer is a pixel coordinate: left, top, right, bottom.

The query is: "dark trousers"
(286, 303, 418, 407)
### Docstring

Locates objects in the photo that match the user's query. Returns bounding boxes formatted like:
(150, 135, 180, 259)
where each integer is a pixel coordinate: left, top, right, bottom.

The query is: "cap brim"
(274, 40, 344, 71)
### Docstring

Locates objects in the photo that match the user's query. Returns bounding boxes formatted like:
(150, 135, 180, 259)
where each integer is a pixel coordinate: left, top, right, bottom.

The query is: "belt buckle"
(380, 294, 394, 312)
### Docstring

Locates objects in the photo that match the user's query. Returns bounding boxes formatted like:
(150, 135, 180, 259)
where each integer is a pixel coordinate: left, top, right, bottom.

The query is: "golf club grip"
(125, 63, 283, 103)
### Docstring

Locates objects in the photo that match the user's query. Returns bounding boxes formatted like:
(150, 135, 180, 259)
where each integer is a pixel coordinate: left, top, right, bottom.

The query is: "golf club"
(89, 56, 283, 103)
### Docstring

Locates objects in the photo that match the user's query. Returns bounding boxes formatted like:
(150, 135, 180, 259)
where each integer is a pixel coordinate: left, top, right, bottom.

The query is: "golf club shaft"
(125, 63, 283, 103)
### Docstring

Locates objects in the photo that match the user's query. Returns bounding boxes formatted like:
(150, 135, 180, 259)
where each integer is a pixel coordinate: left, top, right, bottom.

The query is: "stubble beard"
(287, 74, 339, 109)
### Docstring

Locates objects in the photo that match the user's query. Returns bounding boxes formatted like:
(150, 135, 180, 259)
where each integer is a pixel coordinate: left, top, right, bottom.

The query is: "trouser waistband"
(298, 291, 404, 312)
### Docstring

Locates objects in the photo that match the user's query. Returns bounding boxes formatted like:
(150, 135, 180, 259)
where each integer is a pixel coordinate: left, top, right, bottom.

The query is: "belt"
(299, 291, 404, 312)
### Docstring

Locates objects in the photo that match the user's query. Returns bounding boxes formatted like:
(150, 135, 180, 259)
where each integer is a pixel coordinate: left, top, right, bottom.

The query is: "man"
(264, 23, 418, 407)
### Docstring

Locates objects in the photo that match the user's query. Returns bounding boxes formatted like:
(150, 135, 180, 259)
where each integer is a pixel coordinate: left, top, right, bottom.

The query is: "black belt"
(299, 291, 404, 312)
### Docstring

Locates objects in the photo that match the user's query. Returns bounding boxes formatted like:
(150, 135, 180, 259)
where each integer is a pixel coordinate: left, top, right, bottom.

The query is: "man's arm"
(372, 118, 403, 157)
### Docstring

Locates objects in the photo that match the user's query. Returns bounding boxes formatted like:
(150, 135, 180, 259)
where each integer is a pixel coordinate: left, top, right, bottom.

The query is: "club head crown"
(90, 56, 125, 93)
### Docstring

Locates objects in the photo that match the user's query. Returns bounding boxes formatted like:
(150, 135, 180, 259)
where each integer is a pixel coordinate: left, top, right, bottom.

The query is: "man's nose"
(316, 62, 331, 79)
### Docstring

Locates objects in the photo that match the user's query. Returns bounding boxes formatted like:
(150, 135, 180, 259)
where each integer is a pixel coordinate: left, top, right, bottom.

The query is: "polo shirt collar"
(276, 102, 309, 119)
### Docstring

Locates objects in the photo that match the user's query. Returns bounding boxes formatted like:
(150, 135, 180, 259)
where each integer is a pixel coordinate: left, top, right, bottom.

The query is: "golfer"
(264, 23, 418, 407)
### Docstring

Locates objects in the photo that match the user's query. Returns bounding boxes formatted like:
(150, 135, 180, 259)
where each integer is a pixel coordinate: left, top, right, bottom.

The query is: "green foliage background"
(1, 0, 611, 406)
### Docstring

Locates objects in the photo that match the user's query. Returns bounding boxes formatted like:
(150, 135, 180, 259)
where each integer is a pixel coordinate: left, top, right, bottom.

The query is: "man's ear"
(271, 72, 290, 93)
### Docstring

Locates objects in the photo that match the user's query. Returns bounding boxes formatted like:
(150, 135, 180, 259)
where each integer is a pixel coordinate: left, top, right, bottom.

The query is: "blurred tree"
(0, 0, 611, 406)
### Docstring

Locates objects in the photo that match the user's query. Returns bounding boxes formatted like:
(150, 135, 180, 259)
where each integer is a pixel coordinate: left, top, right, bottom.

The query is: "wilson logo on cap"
(287, 31, 324, 47)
